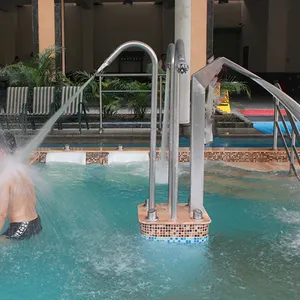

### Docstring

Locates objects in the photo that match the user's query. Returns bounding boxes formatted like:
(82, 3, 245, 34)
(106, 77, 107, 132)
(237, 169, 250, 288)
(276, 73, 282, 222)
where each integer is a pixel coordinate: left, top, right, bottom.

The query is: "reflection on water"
(0, 162, 300, 299)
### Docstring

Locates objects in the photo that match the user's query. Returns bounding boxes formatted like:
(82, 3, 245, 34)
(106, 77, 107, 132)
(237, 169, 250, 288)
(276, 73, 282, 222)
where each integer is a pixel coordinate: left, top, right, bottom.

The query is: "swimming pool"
(1, 162, 300, 299)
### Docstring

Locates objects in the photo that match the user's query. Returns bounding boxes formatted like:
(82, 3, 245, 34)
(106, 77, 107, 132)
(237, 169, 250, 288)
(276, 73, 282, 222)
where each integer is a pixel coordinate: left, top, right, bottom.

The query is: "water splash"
(19, 75, 96, 162)
(156, 160, 169, 184)
(0, 154, 46, 197)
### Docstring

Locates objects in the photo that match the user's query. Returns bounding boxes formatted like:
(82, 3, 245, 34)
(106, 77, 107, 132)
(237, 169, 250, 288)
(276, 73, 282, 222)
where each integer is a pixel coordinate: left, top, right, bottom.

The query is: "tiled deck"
(224, 161, 299, 172)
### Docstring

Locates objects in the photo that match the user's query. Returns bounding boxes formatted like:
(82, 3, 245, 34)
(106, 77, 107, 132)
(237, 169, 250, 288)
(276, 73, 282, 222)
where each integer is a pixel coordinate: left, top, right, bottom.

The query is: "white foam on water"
(275, 207, 300, 224)
(273, 207, 300, 258)
(156, 160, 169, 184)
(107, 151, 149, 165)
(46, 152, 86, 165)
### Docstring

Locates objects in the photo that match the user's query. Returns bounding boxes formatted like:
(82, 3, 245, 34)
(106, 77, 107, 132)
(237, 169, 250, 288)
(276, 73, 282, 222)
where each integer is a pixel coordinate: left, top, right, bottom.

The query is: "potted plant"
(216, 73, 251, 113)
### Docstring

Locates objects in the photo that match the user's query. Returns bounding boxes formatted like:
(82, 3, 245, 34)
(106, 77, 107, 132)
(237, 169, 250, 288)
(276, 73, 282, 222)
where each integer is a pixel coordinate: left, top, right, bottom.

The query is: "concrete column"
(286, 1, 300, 72)
(175, 0, 207, 124)
(241, 0, 269, 72)
(190, 0, 207, 75)
(266, 0, 290, 72)
(81, 9, 94, 72)
(32, 0, 39, 55)
(33, 0, 65, 71)
(162, 2, 174, 54)
(37, 0, 55, 53)
(0, 11, 17, 64)
(54, 0, 66, 72)
(206, 0, 214, 60)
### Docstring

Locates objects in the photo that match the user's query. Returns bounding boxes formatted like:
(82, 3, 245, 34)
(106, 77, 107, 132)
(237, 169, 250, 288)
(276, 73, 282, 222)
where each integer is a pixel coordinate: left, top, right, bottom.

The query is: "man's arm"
(0, 183, 9, 233)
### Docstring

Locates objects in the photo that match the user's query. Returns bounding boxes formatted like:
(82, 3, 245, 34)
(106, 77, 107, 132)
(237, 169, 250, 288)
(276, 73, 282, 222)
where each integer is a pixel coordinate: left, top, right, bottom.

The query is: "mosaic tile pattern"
(140, 223, 209, 238)
(204, 150, 288, 162)
(179, 151, 190, 163)
(143, 236, 209, 244)
(156, 151, 190, 163)
(31, 149, 289, 165)
(86, 152, 109, 164)
(38, 152, 47, 163)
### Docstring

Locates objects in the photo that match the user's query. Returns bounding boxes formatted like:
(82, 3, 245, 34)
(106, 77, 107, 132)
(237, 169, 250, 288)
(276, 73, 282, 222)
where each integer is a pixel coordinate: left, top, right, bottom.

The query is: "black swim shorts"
(1, 216, 42, 240)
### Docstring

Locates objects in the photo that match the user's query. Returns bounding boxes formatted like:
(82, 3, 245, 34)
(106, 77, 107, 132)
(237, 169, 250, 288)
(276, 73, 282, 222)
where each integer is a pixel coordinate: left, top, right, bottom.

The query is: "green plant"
(126, 80, 151, 120)
(73, 72, 124, 118)
(219, 74, 251, 98)
(101, 78, 127, 117)
(1, 47, 71, 88)
(73, 71, 99, 102)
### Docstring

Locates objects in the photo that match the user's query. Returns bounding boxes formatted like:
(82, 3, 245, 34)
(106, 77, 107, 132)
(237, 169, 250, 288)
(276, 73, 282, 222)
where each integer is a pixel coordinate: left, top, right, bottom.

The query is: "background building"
(1, 0, 300, 108)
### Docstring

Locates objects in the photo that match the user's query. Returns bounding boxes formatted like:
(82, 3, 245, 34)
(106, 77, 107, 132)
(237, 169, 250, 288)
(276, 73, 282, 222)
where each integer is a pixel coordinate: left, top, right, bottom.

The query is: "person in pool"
(0, 132, 42, 240)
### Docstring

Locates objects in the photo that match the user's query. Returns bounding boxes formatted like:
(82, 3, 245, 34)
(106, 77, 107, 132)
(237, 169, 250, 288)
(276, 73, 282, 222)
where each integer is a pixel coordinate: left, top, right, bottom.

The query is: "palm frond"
(220, 74, 251, 98)
(3, 47, 68, 88)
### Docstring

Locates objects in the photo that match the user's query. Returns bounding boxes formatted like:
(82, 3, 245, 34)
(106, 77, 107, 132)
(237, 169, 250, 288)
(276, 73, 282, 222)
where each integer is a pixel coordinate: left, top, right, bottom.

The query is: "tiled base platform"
(31, 148, 289, 165)
(138, 203, 211, 244)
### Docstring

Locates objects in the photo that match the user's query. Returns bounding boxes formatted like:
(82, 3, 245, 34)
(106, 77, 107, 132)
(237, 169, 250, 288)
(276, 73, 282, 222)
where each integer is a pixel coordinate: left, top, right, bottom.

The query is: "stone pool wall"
(31, 148, 289, 165)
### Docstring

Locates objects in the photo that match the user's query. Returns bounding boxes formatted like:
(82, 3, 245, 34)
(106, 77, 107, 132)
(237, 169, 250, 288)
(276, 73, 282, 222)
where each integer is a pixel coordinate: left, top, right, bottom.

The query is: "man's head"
(0, 131, 17, 155)
(161, 54, 166, 62)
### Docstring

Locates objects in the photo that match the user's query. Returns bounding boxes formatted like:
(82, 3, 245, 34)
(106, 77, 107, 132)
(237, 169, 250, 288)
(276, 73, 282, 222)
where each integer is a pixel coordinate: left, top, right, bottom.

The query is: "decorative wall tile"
(38, 152, 47, 163)
(31, 149, 289, 165)
(140, 223, 209, 238)
(143, 236, 209, 244)
(86, 152, 108, 165)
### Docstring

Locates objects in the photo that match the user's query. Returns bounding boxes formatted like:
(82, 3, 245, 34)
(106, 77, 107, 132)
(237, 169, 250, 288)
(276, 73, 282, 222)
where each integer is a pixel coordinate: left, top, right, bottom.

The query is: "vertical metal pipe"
(99, 76, 103, 134)
(170, 72, 180, 220)
(190, 78, 206, 213)
(159, 75, 163, 131)
(95, 41, 158, 216)
(168, 55, 175, 215)
(273, 97, 279, 150)
(290, 131, 296, 174)
(161, 69, 171, 162)
(168, 56, 176, 215)
(148, 53, 159, 215)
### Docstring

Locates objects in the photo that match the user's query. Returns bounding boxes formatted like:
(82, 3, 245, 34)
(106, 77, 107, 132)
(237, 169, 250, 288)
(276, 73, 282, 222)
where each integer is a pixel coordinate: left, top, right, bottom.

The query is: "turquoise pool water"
(1, 162, 300, 299)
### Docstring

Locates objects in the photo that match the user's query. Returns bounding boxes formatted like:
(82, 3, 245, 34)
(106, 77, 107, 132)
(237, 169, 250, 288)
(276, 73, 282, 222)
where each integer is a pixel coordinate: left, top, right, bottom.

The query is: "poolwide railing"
(96, 73, 166, 133)
(272, 82, 300, 179)
(190, 59, 300, 217)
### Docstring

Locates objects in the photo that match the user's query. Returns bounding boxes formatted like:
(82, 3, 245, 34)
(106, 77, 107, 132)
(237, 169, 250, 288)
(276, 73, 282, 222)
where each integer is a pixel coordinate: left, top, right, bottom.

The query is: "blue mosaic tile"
(143, 236, 209, 244)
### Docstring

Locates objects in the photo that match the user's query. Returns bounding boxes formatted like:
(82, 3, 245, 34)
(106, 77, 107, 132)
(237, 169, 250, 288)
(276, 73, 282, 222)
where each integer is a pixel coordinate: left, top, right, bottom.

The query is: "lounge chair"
(56, 86, 89, 133)
(0, 87, 28, 130)
(25, 86, 55, 131)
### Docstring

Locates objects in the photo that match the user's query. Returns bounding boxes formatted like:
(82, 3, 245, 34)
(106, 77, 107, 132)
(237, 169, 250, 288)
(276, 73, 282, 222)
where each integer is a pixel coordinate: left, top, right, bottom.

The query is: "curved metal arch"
(193, 57, 300, 121)
(97, 41, 159, 218)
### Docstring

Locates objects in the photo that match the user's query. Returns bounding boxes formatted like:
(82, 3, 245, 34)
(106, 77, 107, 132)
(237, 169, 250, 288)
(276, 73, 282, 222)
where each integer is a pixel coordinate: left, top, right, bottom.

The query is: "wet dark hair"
(0, 131, 17, 154)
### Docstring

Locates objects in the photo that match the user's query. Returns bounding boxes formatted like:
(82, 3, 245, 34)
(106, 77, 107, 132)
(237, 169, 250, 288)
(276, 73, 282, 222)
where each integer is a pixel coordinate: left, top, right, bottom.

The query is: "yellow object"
(215, 83, 231, 113)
